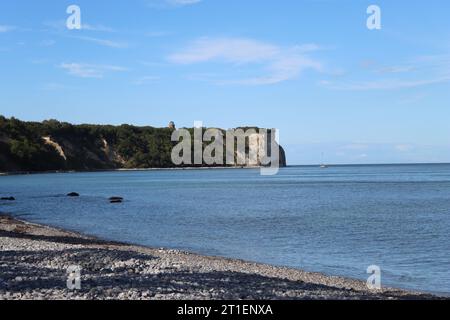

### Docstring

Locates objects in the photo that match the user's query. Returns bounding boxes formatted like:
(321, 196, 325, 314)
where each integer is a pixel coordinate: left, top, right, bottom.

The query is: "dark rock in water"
(110, 199, 123, 204)
(67, 192, 80, 197)
(109, 197, 124, 201)
(1, 197, 15, 201)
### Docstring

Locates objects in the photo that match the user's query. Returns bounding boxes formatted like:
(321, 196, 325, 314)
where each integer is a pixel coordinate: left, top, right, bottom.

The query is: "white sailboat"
(320, 153, 329, 168)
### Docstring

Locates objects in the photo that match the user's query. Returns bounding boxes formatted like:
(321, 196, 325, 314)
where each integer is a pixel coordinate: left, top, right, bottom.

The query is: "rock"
(67, 192, 79, 197)
(109, 197, 124, 201)
(109, 196, 124, 203)
(1, 197, 15, 201)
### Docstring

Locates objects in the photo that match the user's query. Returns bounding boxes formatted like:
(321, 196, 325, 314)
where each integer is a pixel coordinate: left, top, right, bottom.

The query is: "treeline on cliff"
(0, 116, 175, 172)
(0, 116, 286, 172)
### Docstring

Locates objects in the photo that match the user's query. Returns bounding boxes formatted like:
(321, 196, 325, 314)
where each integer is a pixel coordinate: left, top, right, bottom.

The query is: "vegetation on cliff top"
(0, 116, 285, 172)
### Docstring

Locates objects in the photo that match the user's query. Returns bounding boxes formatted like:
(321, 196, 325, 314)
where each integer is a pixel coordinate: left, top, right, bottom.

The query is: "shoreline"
(0, 214, 441, 300)
(0, 166, 263, 177)
(2, 162, 450, 177)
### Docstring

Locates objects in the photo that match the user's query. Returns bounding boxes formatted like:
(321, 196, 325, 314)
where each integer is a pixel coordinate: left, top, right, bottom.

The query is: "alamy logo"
(66, 265, 82, 290)
(366, 265, 381, 290)
(367, 5, 382, 30)
(171, 122, 281, 176)
(66, 5, 81, 30)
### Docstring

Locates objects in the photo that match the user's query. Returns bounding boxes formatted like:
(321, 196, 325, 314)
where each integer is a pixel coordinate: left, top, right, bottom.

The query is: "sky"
(1, 0, 450, 165)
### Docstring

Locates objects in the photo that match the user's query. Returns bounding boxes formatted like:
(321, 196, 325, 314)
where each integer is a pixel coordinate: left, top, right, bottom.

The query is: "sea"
(1, 164, 449, 295)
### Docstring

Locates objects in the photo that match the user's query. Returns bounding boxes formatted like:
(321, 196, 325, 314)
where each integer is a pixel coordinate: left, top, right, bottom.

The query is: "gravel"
(0, 214, 438, 300)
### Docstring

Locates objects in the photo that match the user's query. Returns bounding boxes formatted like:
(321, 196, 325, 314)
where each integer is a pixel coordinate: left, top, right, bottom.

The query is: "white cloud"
(44, 20, 115, 33)
(81, 24, 115, 32)
(324, 53, 450, 91)
(0, 25, 15, 33)
(167, 0, 202, 6)
(377, 65, 415, 74)
(169, 37, 280, 64)
(139, 60, 168, 67)
(145, 31, 171, 37)
(40, 40, 56, 47)
(147, 0, 202, 8)
(70, 36, 128, 48)
(30, 59, 49, 65)
(42, 20, 126, 48)
(226, 54, 321, 85)
(60, 63, 128, 78)
(398, 93, 427, 105)
(133, 76, 160, 85)
(168, 37, 322, 85)
(414, 54, 450, 68)
(41, 83, 74, 91)
(321, 76, 450, 91)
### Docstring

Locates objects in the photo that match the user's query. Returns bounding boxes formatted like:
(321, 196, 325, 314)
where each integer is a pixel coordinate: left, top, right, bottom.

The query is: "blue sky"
(1, 0, 450, 164)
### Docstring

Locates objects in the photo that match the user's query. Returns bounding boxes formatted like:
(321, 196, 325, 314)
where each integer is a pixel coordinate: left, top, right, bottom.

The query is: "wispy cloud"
(60, 63, 128, 78)
(413, 54, 450, 73)
(359, 60, 415, 74)
(147, 0, 202, 8)
(397, 92, 427, 105)
(39, 39, 56, 47)
(168, 37, 322, 85)
(145, 31, 172, 37)
(41, 83, 75, 91)
(0, 25, 15, 33)
(42, 20, 126, 48)
(321, 76, 450, 91)
(133, 76, 160, 85)
(168, 0, 202, 6)
(81, 24, 115, 32)
(323, 53, 450, 91)
(169, 38, 280, 64)
(30, 59, 49, 65)
(138, 60, 169, 67)
(70, 36, 128, 48)
(43, 20, 115, 33)
(377, 65, 415, 74)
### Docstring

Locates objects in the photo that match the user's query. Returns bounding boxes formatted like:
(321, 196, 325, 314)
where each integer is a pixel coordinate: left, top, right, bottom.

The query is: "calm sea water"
(1, 164, 449, 295)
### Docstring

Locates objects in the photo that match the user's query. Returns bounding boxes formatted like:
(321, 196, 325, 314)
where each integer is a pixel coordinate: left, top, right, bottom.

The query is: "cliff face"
(0, 116, 286, 173)
(279, 145, 287, 168)
(234, 130, 286, 168)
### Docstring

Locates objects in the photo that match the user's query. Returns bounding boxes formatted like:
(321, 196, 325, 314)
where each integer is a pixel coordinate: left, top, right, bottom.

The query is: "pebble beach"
(0, 214, 439, 300)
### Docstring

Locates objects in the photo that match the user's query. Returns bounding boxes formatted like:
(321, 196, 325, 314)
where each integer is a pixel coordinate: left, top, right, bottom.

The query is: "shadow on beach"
(0, 229, 119, 247)
(0, 246, 431, 300)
